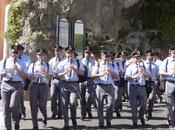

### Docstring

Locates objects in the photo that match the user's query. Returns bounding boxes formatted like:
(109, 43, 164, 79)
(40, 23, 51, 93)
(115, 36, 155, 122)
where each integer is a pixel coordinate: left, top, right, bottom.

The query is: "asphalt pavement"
(0, 99, 170, 130)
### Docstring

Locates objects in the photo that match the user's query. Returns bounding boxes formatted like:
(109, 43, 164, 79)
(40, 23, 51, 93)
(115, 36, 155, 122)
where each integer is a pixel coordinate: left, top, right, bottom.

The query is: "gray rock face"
(12, 0, 146, 58)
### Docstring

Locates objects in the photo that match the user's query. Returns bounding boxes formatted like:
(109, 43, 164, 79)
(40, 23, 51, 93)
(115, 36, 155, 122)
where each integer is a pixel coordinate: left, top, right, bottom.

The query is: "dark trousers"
(1, 81, 22, 130)
(80, 79, 96, 117)
(146, 81, 157, 115)
(128, 84, 147, 123)
(50, 80, 62, 116)
(95, 84, 115, 124)
(60, 81, 80, 127)
(29, 82, 48, 127)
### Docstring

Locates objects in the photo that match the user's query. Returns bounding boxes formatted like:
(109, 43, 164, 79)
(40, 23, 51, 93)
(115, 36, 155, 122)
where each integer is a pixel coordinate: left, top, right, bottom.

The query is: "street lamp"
(38, 0, 48, 10)
(38, 0, 48, 22)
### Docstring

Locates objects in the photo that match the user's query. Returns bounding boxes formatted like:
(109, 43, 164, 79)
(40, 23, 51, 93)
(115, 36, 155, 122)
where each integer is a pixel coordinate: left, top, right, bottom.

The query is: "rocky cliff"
(5, 0, 175, 58)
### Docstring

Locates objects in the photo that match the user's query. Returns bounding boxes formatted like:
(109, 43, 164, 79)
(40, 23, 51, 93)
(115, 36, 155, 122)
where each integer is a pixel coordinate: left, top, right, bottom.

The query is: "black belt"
(114, 81, 120, 83)
(98, 83, 112, 86)
(166, 80, 175, 83)
(4, 81, 22, 83)
(32, 82, 47, 84)
(146, 80, 155, 83)
(131, 84, 139, 86)
(131, 84, 145, 87)
(62, 80, 78, 83)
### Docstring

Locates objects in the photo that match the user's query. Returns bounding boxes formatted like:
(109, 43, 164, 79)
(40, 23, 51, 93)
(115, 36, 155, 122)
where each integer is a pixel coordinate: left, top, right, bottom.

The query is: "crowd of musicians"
(0, 43, 175, 130)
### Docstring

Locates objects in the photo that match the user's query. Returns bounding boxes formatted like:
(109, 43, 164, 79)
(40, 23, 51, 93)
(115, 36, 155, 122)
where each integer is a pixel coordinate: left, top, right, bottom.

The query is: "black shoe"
(33, 126, 39, 130)
(19, 113, 22, 119)
(51, 114, 57, 119)
(169, 124, 174, 129)
(14, 124, 19, 130)
(99, 122, 104, 128)
(42, 118, 47, 127)
(132, 122, 138, 128)
(147, 112, 152, 120)
(80, 115, 86, 120)
(145, 115, 149, 121)
(22, 114, 26, 119)
(22, 113, 26, 120)
(56, 115, 63, 119)
(88, 112, 93, 119)
(159, 97, 163, 103)
(168, 120, 174, 128)
(72, 119, 77, 129)
(106, 121, 111, 128)
(62, 126, 69, 130)
(116, 112, 121, 118)
(140, 118, 145, 125)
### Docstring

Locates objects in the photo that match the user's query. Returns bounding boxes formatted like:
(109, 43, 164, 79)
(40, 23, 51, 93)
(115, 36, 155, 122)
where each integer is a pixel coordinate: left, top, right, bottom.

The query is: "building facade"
(0, 0, 11, 60)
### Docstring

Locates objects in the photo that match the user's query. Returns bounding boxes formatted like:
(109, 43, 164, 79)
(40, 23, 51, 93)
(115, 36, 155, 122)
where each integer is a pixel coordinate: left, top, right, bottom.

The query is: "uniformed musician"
(16, 44, 31, 119)
(125, 50, 151, 128)
(0, 45, 27, 130)
(28, 48, 53, 130)
(159, 46, 175, 128)
(92, 50, 118, 128)
(80, 47, 96, 119)
(144, 50, 159, 120)
(56, 46, 84, 129)
(49, 45, 64, 119)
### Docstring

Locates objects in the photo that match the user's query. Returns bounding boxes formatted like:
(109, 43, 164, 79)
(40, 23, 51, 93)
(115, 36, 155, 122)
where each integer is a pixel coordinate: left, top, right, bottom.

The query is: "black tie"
(122, 60, 125, 69)
(105, 61, 109, 84)
(86, 58, 89, 76)
(149, 62, 152, 81)
(14, 58, 17, 64)
(135, 64, 139, 75)
(87, 58, 89, 67)
(111, 62, 114, 68)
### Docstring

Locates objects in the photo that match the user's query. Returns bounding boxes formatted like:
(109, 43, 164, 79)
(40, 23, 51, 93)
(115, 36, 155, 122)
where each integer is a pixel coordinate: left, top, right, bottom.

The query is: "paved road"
(0, 100, 170, 130)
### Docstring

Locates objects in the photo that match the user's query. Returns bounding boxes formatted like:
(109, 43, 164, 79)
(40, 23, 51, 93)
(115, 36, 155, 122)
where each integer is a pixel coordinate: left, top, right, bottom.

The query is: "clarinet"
(68, 59, 72, 81)
(10, 58, 16, 80)
(38, 61, 43, 84)
(105, 61, 109, 85)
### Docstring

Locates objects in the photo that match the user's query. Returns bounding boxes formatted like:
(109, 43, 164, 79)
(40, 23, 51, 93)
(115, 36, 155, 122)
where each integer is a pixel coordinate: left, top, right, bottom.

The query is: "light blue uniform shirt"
(20, 53, 31, 69)
(154, 59, 162, 68)
(28, 60, 53, 85)
(49, 56, 64, 74)
(160, 57, 175, 81)
(82, 57, 95, 78)
(0, 57, 27, 82)
(111, 60, 120, 81)
(114, 60, 123, 73)
(92, 60, 118, 85)
(56, 58, 85, 81)
(125, 62, 149, 86)
(144, 60, 159, 81)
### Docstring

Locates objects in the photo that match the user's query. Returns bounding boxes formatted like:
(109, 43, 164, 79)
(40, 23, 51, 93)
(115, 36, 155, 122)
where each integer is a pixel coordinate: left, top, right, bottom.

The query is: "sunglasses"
(171, 50, 175, 54)
(66, 51, 73, 54)
(85, 51, 90, 53)
(55, 49, 62, 52)
(135, 56, 141, 59)
(12, 50, 19, 54)
(37, 53, 45, 56)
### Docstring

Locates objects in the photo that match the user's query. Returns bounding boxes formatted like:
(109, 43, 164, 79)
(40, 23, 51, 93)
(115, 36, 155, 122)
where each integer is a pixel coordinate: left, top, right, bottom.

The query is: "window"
(74, 20, 84, 58)
(59, 18, 69, 48)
